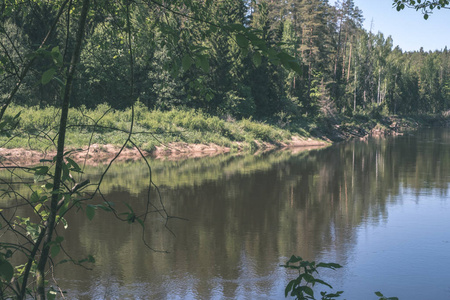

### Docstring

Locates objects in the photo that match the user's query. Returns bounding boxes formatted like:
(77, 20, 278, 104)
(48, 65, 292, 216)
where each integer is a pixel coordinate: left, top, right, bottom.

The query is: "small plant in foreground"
(375, 291, 399, 300)
(281, 255, 343, 300)
(282, 255, 399, 300)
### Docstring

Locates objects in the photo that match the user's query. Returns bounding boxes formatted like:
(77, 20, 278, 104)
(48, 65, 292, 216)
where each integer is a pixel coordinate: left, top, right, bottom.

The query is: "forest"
(2, 0, 450, 128)
(1, 1, 449, 299)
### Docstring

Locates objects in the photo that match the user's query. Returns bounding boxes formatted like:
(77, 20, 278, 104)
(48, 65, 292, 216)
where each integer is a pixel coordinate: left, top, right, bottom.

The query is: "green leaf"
(51, 46, 63, 67)
(34, 203, 43, 212)
(41, 68, 56, 85)
(252, 52, 261, 67)
(300, 285, 314, 297)
(86, 205, 95, 221)
(317, 262, 343, 270)
(267, 49, 280, 65)
(208, 24, 218, 33)
(30, 191, 40, 203)
(34, 166, 49, 175)
(66, 157, 81, 172)
(124, 203, 134, 213)
(246, 31, 262, 43)
(236, 34, 249, 49)
(303, 273, 315, 283)
(50, 245, 60, 257)
(375, 291, 384, 297)
(136, 217, 145, 228)
(287, 255, 302, 264)
(63, 149, 76, 157)
(61, 162, 70, 182)
(47, 289, 57, 300)
(61, 217, 68, 229)
(313, 278, 333, 289)
(97, 204, 112, 212)
(228, 23, 246, 31)
(51, 46, 60, 54)
(59, 200, 69, 216)
(197, 55, 209, 73)
(285, 280, 295, 297)
(182, 54, 193, 71)
(325, 291, 344, 298)
(0, 259, 14, 282)
(277, 52, 294, 63)
(288, 61, 302, 75)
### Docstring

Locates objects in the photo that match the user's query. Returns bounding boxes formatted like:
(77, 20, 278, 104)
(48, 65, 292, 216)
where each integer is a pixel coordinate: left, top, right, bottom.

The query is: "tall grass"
(0, 103, 309, 152)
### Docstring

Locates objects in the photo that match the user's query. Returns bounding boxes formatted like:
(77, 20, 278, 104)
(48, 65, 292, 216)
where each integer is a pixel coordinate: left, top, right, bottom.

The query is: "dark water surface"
(15, 129, 450, 299)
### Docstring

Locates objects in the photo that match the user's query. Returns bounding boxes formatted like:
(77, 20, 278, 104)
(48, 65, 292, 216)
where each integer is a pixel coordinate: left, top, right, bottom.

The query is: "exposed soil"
(0, 136, 327, 167)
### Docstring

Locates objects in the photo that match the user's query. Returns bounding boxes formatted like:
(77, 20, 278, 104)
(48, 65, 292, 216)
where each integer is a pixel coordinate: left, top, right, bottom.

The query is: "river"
(3, 128, 450, 299)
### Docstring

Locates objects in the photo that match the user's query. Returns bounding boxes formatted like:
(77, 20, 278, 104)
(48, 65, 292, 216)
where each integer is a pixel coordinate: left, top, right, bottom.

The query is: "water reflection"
(2, 129, 450, 299)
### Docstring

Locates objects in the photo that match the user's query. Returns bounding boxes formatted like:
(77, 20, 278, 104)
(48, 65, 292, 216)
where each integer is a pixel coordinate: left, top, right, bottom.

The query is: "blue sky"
(332, 0, 449, 52)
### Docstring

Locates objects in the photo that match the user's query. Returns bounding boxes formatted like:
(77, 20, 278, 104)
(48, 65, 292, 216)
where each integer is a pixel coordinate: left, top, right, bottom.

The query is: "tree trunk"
(377, 69, 381, 104)
(347, 42, 352, 82)
(36, 0, 90, 299)
(354, 69, 357, 111)
(334, 22, 342, 81)
(341, 31, 348, 79)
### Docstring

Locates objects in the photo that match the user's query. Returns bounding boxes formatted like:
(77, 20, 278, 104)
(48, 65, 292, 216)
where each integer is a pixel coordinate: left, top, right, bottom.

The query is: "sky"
(331, 0, 449, 52)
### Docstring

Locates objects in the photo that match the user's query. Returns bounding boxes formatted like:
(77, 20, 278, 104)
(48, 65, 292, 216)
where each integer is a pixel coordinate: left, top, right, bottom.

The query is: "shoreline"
(0, 136, 328, 167)
(1, 114, 445, 167)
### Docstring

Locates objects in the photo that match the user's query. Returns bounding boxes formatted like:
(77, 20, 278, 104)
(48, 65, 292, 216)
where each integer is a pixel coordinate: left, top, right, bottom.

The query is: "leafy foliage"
(393, 0, 450, 18)
(281, 255, 343, 300)
(282, 255, 399, 300)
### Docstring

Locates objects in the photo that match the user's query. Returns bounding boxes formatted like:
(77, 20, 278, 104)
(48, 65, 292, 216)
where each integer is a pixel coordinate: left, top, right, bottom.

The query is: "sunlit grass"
(0, 103, 312, 152)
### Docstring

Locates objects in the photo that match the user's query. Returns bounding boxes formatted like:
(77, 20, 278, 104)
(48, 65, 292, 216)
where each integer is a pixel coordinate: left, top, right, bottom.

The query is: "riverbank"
(1, 104, 447, 166)
(0, 136, 327, 166)
(313, 113, 449, 142)
(0, 104, 327, 166)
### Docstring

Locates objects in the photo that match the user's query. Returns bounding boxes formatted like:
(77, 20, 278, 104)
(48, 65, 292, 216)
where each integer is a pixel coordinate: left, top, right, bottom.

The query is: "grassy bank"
(1, 103, 447, 157)
(0, 103, 316, 153)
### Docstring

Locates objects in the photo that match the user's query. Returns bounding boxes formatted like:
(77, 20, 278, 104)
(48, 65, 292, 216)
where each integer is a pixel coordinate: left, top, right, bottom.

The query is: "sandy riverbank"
(0, 136, 327, 166)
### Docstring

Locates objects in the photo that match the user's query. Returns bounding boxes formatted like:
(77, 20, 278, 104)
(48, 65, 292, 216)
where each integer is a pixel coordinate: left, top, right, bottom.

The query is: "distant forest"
(2, 0, 450, 123)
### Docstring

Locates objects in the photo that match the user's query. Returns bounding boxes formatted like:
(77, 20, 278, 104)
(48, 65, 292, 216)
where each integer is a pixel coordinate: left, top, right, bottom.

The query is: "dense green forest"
(2, 0, 450, 126)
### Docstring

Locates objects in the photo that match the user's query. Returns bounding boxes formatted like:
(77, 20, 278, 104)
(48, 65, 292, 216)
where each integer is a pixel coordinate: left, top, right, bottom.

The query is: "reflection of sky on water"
(327, 188, 450, 300)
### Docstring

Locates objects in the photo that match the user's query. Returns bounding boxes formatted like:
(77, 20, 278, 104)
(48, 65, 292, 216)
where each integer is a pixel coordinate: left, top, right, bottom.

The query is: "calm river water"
(6, 129, 450, 299)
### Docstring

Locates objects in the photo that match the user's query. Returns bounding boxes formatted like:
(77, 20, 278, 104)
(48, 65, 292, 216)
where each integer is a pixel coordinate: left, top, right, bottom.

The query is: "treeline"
(1, 0, 450, 124)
